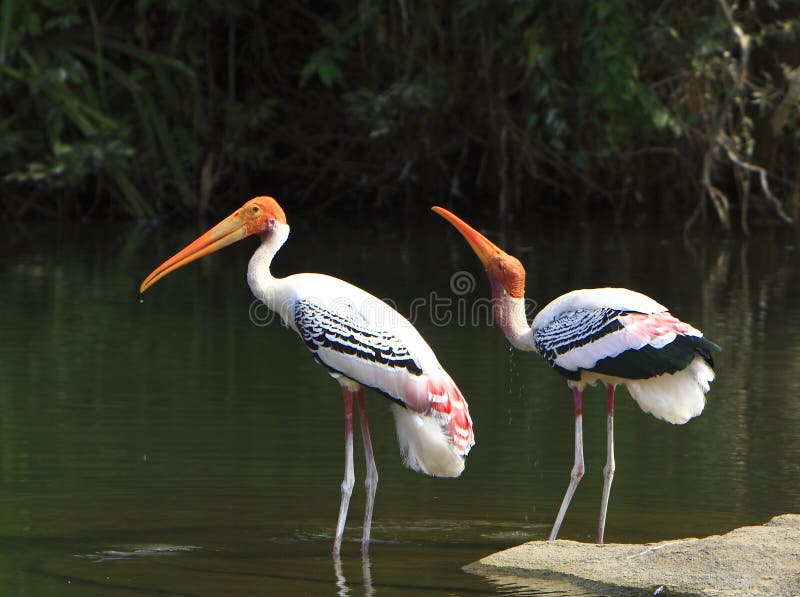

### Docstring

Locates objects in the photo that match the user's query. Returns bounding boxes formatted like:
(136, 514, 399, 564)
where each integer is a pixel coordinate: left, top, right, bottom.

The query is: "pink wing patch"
(621, 312, 701, 346)
(426, 376, 475, 455)
(400, 373, 475, 455)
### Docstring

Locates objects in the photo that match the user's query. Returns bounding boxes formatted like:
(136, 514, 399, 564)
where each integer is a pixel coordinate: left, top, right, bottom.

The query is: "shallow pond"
(1, 213, 798, 595)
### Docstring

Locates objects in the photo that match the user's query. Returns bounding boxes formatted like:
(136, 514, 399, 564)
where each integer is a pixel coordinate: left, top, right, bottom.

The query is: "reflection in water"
(79, 544, 201, 562)
(362, 555, 375, 597)
(333, 554, 374, 597)
(477, 568, 618, 596)
(0, 220, 798, 595)
(333, 555, 348, 595)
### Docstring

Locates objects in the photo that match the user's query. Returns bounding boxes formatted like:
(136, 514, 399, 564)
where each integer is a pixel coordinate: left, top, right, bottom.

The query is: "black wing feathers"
(534, 307, 626, 366)
(535, 307, 722, 381)
(294, 299, 423, 375)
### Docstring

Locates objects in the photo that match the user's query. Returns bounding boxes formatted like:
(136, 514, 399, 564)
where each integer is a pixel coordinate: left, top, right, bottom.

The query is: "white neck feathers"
(246, 222, 290, 310)
(496, 294, 536, 351)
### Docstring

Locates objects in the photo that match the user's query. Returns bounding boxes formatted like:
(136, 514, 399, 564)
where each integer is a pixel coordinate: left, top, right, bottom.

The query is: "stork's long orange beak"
(140, 213, 248, 293)
(431, 206, 507, 266)
(432, 206, 527, 299)
(140, 196, 287, 293)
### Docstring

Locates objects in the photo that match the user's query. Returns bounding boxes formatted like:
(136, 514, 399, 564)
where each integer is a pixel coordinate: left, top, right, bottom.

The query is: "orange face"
(432, 206, 526, 299)
(485, 252, 526, 299)
(140, 196, 287, 293)
(236, 196, 288, 236)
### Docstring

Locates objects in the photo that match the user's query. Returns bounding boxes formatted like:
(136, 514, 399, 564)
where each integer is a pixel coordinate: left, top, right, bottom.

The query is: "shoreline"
(466, 514, 800, 596)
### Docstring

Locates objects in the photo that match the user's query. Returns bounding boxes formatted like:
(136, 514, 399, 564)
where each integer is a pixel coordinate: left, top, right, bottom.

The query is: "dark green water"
(1, 215, 798, 596)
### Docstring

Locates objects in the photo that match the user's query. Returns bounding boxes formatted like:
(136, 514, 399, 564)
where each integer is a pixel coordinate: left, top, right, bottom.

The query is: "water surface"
(1, 215, 798, 595)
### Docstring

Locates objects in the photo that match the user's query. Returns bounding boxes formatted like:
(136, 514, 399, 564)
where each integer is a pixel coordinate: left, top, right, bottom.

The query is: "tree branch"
(722, 145, 793, 224)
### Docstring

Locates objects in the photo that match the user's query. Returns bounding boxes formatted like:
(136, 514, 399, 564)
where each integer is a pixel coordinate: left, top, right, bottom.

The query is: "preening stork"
(432, 206, 719, 544)
(140, 196, 474, 556)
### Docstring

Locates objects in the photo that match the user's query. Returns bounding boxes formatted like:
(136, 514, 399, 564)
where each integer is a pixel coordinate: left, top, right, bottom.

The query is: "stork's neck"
(246, 223, 290, 311)
(494, 291, 536, 352)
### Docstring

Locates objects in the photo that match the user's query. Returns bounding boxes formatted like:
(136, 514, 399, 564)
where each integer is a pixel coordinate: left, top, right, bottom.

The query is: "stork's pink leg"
(598, 384, 616, 545)
(549, 385, 585, 541)
(355, 388, 378, 555)
(333, 383, 356, 557)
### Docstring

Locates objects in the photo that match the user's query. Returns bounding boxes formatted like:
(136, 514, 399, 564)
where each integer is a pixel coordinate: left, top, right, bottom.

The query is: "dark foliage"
(1, 0, 798, 230)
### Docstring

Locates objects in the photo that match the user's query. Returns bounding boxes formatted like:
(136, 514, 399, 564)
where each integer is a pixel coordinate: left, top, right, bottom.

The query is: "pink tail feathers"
(390, 373, 475, 478)
(426, 376, 475, 455)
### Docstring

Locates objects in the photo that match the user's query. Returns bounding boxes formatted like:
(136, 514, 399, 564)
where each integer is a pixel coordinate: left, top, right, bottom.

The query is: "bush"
(1, 0, 797, 230)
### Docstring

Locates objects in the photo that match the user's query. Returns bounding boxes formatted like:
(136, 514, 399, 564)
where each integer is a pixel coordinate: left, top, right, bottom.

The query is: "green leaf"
(0, 0, 16, 65)
(318, 21, 340, 42)
(27, 10, 41, 37)
(301, 49, 343, 87)
(318, 60, 342, 87)
(299, 61, 316, 87)
(653, 107, 670, 129)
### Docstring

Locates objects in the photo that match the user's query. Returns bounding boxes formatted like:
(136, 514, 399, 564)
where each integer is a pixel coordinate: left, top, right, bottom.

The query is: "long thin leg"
(333, 384, 356, 557)
(355, 388, 379, 555)
(549, 385, 585, 541)
(598, 384, 616, 545)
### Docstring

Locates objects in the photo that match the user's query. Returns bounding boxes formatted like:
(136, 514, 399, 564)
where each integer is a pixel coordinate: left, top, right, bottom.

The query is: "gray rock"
(466, 514, 800, 596)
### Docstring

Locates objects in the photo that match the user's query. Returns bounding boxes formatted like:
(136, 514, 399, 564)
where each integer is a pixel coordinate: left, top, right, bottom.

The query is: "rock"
(465, 514, 800, 596)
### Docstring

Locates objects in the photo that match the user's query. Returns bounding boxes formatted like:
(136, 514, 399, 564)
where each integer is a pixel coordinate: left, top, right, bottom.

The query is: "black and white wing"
(294, 298, 423, 377)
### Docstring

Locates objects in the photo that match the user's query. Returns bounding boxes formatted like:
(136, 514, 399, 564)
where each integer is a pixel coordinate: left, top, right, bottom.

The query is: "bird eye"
(251, 205, 260, 214)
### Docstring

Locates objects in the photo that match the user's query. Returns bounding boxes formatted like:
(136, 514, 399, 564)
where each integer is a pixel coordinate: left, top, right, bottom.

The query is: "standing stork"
(140, 196, 474, 556)
(432, 206, 719, 544)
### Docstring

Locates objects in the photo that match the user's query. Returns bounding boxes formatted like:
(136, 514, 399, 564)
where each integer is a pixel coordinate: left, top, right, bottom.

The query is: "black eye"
(251, 205, 260, 214)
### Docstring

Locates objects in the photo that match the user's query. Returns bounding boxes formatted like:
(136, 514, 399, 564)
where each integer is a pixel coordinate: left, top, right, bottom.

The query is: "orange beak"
(431, 206, 507, 266)
(140, 211, 249, 293)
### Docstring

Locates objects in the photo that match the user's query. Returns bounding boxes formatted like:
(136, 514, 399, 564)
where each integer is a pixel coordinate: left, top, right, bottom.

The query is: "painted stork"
(432, 206, 719, 544)
(140, 196, 474, 556)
